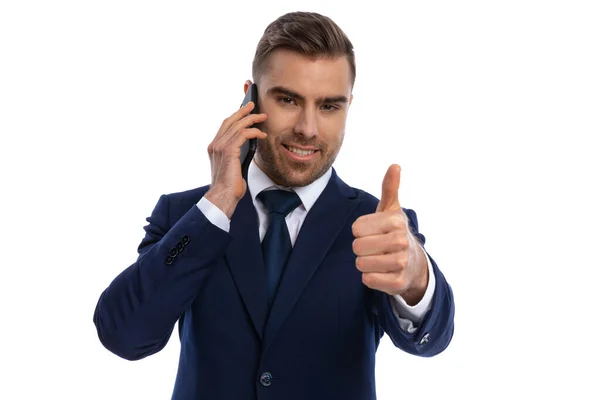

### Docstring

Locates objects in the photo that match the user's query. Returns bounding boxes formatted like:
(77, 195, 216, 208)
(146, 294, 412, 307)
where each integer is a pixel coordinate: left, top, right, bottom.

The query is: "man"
(93, 11, 454, 400)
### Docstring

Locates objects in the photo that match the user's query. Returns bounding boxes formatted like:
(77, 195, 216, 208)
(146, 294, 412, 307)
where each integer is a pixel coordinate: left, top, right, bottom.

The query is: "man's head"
(246, 11, 355, 188)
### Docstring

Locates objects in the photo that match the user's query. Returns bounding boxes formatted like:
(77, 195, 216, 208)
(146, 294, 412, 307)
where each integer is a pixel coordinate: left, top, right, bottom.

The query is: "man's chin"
(268, 164, 318, 187)
(284, 164, 330, 187)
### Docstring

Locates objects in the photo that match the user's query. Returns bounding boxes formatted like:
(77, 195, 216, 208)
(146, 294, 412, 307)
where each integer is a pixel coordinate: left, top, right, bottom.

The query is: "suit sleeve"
(373, 208, 455, 357)
(93, 194, 232, 361)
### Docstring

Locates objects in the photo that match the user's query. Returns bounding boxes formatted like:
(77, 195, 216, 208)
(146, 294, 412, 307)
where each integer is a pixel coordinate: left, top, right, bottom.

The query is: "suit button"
(182, 235, 190, 245)
(165, 256, 174, 265)
(259, 372, 272, 387)
(169, 248, 178, 257)
(419, 333, 430, 345)
(176, 241, 184, 252)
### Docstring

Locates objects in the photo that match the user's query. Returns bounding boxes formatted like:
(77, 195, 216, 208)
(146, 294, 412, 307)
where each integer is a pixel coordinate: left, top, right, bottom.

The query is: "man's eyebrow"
(267, 86, 349, 104)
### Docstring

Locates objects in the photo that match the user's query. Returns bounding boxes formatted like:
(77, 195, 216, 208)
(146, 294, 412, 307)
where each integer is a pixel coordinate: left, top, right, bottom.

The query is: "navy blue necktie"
(257, 189, 302, 306)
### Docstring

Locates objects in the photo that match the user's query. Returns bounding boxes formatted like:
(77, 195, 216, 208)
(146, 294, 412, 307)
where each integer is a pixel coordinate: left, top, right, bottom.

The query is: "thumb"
(376, 164, 401, 212)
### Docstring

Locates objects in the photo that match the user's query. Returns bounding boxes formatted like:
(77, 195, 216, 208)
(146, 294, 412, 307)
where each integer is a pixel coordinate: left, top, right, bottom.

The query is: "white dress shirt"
(196, 160, 436, 333)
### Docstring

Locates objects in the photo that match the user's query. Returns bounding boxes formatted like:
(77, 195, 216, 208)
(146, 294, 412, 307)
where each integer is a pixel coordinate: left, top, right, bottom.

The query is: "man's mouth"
(283, 144, 318, 156)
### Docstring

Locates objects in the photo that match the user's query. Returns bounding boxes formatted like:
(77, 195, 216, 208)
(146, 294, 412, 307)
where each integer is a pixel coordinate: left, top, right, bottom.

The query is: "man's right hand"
(204, 101, 268, 219)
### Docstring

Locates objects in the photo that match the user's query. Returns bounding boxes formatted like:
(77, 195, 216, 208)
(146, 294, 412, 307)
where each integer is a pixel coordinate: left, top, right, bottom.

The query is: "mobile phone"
(239, 84, 259, 180)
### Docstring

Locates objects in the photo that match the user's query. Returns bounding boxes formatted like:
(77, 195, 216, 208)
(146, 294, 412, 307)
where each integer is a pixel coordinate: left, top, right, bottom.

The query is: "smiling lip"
(283, 143, 318, 151)
(282, 144, 319, 161)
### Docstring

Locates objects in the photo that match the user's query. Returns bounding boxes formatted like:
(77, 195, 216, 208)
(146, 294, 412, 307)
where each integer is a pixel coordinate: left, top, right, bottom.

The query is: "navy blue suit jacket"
(93, 168, 454, 399)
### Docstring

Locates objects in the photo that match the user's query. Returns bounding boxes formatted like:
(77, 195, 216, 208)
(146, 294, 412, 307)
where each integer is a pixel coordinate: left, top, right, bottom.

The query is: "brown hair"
(252, 12, 356, 87)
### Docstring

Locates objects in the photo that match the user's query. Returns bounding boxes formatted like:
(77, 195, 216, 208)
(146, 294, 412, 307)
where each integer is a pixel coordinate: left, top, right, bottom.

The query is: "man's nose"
(293, 107, 318, 138)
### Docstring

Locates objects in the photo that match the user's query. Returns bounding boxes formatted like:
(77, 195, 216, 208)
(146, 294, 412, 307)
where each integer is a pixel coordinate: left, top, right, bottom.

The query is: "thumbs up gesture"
(351, 164, 429, 305)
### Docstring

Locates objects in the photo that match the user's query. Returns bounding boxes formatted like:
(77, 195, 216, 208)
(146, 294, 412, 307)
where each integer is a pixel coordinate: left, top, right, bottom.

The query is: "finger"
(355, 252, 407, 273)
(215, 102, 263, 140)
(227, 127, 268, 150)
(228, 112, 268, 137)
(213, 111, 267, 145)
(361, 271, 406, 294)
(222, 101, 257, 131)
(352, 212, 407, 238)
(352, 230, 409, 257)
(211, 127, 267, 156)
(376, 164, 401, 213)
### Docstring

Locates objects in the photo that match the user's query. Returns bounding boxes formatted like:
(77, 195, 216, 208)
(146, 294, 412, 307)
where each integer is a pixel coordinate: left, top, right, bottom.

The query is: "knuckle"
(352, 239, 360, 254)
(243, 127, 257, 137)
(235, 131, 245, 140)
(390, 214, 404, 230)
(395, 252, 408, 268)
(393, 275, 405, 291)
(394, 230, 408, 248)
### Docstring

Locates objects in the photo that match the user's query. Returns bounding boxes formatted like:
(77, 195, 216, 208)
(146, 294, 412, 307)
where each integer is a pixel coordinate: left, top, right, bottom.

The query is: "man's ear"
(349, 94, 354, 106)
(244, 80, 252, 94)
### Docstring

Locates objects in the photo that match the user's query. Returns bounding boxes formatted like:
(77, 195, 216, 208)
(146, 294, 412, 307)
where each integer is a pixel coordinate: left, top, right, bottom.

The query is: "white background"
(1, 1, 599, 399)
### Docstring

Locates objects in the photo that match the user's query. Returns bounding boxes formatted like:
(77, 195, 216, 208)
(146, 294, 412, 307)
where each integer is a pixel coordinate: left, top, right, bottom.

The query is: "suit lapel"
(262, 169, 360, 351)
(225, 190, 269, 340)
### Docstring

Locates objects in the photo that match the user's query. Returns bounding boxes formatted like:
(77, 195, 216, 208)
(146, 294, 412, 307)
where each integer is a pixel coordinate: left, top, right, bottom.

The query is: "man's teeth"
(285, 145, 315, 156)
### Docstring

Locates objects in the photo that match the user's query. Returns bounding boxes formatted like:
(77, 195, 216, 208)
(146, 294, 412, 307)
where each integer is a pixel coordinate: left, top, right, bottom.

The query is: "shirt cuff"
(196, 196, 231, 233)
(390, 246, 436, 330)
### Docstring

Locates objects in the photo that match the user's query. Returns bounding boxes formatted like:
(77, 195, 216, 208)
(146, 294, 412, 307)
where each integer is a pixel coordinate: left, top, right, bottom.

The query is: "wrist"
(399, 242, 429, 306)
(204, 188, 239, 219)
(400, 273, 428, 306)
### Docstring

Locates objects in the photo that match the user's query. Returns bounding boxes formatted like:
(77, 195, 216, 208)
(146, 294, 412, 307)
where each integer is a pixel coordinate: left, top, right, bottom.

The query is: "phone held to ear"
(239, 84, 259, 180)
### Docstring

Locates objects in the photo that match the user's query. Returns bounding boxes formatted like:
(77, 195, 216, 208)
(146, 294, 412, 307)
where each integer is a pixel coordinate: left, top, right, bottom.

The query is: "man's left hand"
(352, 164, 429, 306)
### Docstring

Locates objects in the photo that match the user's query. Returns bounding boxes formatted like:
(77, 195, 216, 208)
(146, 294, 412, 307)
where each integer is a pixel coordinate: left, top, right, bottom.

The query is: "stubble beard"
(254, 133, 343, 188)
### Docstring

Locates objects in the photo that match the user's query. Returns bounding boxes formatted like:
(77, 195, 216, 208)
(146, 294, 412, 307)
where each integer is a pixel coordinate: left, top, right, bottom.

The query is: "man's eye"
(321, 104, 338, 111)
(279, 97, 295, 105)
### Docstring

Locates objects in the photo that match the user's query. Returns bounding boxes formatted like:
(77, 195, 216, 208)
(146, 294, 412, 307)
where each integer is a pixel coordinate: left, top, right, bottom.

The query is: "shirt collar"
(248, 158, 332, 213)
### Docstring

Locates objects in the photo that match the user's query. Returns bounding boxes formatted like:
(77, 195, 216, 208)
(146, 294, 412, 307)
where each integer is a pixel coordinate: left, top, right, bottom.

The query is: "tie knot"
(258, 189, 301, 216)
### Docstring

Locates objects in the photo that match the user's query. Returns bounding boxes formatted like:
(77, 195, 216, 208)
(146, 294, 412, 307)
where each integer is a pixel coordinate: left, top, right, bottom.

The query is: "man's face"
(251, 49, 353, 188)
